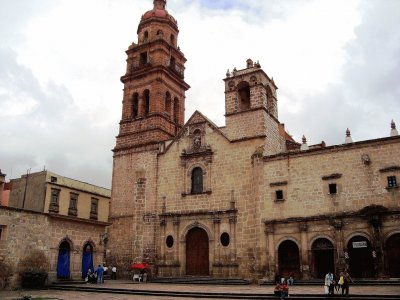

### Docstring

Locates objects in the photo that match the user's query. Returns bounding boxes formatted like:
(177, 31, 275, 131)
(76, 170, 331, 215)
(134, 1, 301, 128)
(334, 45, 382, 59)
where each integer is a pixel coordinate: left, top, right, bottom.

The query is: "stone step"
(49, 285, 400, 299)
(150, 276, 250, 285)
(260, 279, 400, 286)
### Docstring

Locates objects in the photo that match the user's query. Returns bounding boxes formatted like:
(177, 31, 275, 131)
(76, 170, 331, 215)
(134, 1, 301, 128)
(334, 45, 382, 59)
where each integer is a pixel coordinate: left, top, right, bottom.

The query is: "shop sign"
(352, 241, 367, 248)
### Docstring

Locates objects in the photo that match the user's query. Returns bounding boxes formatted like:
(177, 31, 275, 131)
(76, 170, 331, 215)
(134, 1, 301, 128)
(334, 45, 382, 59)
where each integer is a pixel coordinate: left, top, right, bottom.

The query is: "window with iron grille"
(68, 193, 78, 216)
(387, 176, 397, 188)
(90, 198, 98, 220)
(49, 188, 60, 213)
(191, 167, 203, 194)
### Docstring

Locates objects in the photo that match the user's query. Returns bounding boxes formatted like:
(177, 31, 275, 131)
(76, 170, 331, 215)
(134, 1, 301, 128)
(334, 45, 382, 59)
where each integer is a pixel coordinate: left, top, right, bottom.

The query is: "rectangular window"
(68, 193, 78, 216)
(275, 190, 284, 201)
(49, 188, 60, 213)
(140, 52, 148, 65)
(388, 176, 397, 188)
(50, 176, 57, 183)
(90, 198, 98, 220)
(0, 228, 2, 240)
(329, 183, 337, 194)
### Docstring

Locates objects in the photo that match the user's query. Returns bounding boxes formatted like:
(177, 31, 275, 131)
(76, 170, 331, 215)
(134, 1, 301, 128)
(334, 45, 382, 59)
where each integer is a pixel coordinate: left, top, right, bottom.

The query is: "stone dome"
(141, 8, 177, 25)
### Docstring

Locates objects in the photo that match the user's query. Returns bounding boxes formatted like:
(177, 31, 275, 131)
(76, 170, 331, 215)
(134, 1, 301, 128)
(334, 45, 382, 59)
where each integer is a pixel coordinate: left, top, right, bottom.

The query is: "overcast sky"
(1, 0, 399, 188)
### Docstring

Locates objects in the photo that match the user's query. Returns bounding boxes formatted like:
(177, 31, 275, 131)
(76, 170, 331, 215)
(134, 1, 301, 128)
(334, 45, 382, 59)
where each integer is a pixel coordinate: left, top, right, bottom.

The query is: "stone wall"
(0, 207, 107, 287)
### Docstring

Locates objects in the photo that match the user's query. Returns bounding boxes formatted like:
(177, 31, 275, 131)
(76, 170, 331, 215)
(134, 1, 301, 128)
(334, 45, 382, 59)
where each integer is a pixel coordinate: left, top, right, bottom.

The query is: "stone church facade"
(108, 0, 400, 280)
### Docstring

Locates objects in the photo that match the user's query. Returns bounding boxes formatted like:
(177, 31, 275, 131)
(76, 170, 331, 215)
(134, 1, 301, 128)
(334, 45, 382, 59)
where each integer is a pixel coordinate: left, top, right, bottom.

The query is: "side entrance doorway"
(347, 236, 374, 278)
(278, 240, 300, 279)
(186, 227, 209, 276)
(311, 238, 335, 278)
(386, 233, 400, 277)
(57, 240, 71, 279)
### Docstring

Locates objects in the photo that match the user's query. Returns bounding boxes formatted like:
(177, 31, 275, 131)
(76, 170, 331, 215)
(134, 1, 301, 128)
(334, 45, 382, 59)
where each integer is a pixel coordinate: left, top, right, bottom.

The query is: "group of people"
(85, 265, 117, 284)
(273, 270, 353, 299)
(325, 270, 353, 296)
(274, 279, 290, 299)
(273, 274, 293, 299)
(133, 270, 148, 282)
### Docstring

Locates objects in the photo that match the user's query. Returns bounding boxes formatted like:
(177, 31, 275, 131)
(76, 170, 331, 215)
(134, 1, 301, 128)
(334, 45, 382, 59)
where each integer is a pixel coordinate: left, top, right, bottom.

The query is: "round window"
(166, 235, 174, 248)
(220, 232, 230, 247)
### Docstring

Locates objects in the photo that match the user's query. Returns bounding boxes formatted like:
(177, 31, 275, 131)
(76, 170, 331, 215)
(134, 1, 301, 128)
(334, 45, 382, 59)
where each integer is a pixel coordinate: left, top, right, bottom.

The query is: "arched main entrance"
(311, 238, 334, 278)
(347, 236, 374, 278)
(81, 243, 94, 279)
(57, 240, 71, 279)
(278, 240, 300, 278)
(386, 233, 400, 277)
(186, 227, 209, 275)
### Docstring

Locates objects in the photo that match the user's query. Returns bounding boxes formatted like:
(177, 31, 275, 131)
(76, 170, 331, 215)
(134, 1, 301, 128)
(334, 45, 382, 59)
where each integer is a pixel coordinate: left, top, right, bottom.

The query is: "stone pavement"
(1, 280, 400, 300)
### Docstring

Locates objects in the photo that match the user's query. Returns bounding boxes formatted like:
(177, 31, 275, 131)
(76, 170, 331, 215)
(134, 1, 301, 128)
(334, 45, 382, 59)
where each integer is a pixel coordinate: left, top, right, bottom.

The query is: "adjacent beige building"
(108, 0, 400, 281)
(1, 171, 111, 285)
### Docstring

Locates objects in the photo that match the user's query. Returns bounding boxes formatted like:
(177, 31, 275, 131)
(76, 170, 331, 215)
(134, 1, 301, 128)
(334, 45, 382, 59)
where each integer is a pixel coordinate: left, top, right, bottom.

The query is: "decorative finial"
(154, 0, 166, 10)
(226, 69, 230, 77)
(300, 135, 309, 151)
(345, 128, 353, 144)
(391, 120, 398, 137)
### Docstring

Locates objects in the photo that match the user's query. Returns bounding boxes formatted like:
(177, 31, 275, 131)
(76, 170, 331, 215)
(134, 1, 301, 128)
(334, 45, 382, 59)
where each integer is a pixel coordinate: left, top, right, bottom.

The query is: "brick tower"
(109, 0, 189, 274)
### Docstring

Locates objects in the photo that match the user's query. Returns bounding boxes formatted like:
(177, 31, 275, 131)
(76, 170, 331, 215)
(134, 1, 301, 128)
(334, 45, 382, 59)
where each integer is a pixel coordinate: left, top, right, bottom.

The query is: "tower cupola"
(115, 0, 189, 154)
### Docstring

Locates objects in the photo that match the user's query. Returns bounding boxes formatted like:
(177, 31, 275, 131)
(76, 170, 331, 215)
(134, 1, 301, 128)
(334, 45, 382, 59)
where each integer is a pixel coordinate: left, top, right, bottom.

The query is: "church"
(107, 0, 400, 281)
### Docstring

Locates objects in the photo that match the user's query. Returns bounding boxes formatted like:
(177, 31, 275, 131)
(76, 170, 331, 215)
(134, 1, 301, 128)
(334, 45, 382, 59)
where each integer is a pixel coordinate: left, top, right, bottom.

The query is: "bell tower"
(109, 0, 189, 276)
(115, 0, 190, 154)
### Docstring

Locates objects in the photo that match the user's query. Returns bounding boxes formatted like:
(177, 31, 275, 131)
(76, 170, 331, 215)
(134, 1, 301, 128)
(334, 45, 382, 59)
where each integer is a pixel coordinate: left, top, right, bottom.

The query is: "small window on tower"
(170, 34, 175, 45)
(140, 52, 148, 65)
(132, 93, 139, 118)
(387, 176, 397, 188)
(165, 92, 171, 116)
(329, 183, 337, 194)
(237, 81, 250, 111)
(143, 90, 150, 115)
(143, 31, 149, 42)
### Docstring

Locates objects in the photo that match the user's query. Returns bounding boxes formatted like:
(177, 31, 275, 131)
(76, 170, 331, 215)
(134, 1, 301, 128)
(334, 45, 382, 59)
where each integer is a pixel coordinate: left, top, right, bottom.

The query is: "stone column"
(299, 222, 310, 279)
(332, 218, 345, 273)
(370, 215, 385, 278)
(228, 215, 237, 278)
(138, 96, 144, 117)
(173, 216, 180, 266)
(264, 222, 275, 280)
(213, 216, 221, 263)
(160, 219, 166, 262)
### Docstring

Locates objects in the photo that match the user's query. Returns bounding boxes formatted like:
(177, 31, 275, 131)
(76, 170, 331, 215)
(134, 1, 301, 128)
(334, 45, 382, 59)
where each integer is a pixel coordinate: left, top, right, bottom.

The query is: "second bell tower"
(115, 0, 190, 153)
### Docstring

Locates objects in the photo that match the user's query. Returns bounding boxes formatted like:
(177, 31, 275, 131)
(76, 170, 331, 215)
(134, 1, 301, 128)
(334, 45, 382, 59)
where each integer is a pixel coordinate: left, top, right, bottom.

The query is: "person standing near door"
(341, 269, 353, 296)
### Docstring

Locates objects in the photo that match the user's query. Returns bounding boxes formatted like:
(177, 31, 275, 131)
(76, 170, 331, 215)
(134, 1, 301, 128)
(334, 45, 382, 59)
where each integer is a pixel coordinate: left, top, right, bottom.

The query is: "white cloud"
(1, 0, 399, 187)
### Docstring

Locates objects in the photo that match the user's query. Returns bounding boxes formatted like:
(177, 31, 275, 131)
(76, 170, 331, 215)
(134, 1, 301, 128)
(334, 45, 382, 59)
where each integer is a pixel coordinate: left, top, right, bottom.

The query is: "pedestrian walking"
(111, 266, 117, 280)
(96, 264, 104, 284)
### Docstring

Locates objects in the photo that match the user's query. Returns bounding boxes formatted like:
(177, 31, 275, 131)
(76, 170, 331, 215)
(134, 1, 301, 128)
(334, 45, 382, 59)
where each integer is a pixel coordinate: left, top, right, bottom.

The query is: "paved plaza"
(1, 281, 400, 300)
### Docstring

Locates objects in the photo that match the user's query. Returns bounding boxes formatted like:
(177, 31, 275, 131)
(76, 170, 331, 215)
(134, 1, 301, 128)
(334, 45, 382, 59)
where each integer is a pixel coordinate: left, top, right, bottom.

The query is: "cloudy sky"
(1, 0, 399, 188)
